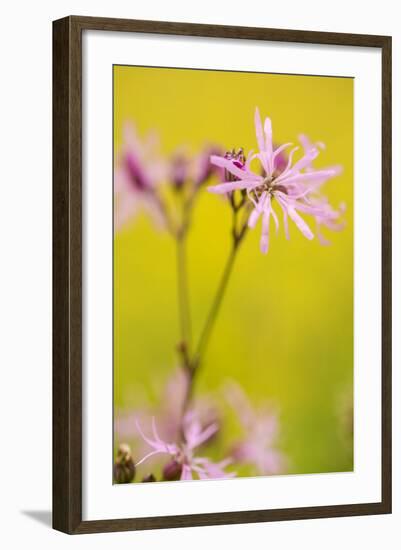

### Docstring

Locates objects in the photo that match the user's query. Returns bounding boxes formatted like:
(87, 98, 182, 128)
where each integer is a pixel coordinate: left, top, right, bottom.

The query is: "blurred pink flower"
(193, 145, 224, 186)
(208, 107, 344, 253)
(114, 122, 167, 230)
(225, 382, 286, 476)
(135, 415, 235, 481)
(169, 145, 223, 191)
(114, 369, 220, 450)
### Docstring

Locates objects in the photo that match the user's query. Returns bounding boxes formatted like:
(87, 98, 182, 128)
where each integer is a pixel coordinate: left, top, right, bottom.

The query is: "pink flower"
(193, 145, 224, 186)
(115, 369, 220, 446)
(208, 107, 344, 253)
(225, 382, 286, 476)
(114, 122, 167, 230)
(169, 145, 223, 190)
(135, 415, 235, 481)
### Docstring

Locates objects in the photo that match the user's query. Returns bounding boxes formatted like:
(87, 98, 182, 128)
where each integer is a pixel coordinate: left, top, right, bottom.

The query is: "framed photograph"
(53, 16, 392, 534)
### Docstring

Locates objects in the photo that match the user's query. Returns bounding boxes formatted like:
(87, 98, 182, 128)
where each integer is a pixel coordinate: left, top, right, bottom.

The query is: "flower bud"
(163, 459, 182, 481)
(195, 146, 223, 187)
(170, 154, 189, 191)
(142, 473, 156, 482)
(224, 148, 245, 183)
(114, 443, 136, 484)
(124, 152, 151, 192)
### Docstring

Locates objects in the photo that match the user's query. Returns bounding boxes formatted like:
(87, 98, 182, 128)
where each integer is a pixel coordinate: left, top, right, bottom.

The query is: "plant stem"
(181, 242, 241, 414)
(179, 194, 250, 421)
(192, 201, 250, 368)
(193, 243, 239, 367)
(181, 226, 248, 416)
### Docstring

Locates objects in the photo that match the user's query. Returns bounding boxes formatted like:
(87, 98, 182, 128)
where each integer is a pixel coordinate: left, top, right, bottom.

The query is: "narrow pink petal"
(290, 147, 319, 172)
(270, 204, 279, 234)
(135, 419, 159, 450)
(248, 207, 262, 229)
(276, 146, 299, 179)
(188, 423, 219, 450)
(254, 107, 265, 152)
(275, 195, 290, 239)
(278, 169, 338, 186)
(256, 151, 270, 174)
(151, 416, 164, 445)
(248, 191, 267, 228)
(260, 213, 270, 253)
(317, 227, 331, 246)
(272, 142, 293, 170)
(298, 133, 312, 150)
(260, 196, 271, 254)
(264, 117, 274, 173)
(287, 206, 314, 240)
(135, 449, 169, 467)
(245, 149, 255, 169)
(180, 464, 193, 480)
(192, 466, 208, 479)
(210, 155, 253, 180)
(208, 179, 260, 195)
(224, 381, 255, 430)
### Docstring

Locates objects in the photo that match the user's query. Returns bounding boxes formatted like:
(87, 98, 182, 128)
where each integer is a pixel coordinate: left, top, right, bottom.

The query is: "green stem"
(179, 194, 250, 420)
(181, 242, 241, 414)
(193, 243, 239, 366)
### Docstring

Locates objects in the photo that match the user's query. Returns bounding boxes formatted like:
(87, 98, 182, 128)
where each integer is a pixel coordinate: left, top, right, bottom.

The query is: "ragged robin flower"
(114, 122, 167, 231)
(208, 107, 344, 253)
(225, 382, 287, 476)
(135, 415, 235, 481)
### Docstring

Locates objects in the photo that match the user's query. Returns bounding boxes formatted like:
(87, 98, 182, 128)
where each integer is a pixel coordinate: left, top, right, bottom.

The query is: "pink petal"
(135, 419, 160, 450)
(260, 197, 272, 254)
(272, 142, 293, 171)
(256, 151, 270, 174)
(135, 449, 169, 467)
(248, 207, 262, 229)
(264, 116, 274, 172)
(270, 204, 279, 234)
(180, 464, 193, 480)
(248, 191, 267, 228)
(254, 107, 265, 152)
(208, 179, 260, 195)
(290, 147, 319, 173)
(277, 146, 299, 179)
(210, 155, 256, 180)
(277, 169, 338, 186)
(287, 206, 314, 240)
(187, 422, 219, 450)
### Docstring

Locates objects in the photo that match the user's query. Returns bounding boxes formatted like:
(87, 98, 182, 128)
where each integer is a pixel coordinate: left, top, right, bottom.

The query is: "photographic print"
(113, 65, 354, 484)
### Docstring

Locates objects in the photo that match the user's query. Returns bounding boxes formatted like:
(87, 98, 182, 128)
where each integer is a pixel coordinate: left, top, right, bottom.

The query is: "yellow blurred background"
(114, 65, 353, 476)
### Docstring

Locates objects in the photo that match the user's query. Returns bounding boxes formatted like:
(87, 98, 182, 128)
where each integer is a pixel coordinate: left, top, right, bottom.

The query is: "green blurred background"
(114, 65, 353, 476)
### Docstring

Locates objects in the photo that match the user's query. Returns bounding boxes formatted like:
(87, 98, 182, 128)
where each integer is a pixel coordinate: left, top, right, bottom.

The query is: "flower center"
(259, 175, 288, 196)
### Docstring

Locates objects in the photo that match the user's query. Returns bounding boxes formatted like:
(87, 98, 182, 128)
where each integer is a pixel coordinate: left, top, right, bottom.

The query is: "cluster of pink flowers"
(208, 107, 344, 253)
(114, 122, 222, 233)
(115, 372, 286, 483)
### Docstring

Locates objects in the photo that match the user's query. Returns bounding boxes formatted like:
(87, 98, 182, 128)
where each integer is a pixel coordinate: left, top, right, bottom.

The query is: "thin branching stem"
(181, 198, 249, 414)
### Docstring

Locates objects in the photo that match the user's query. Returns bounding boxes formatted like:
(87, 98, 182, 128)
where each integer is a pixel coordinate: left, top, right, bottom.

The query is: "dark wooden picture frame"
(53, 15, 392, 534)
